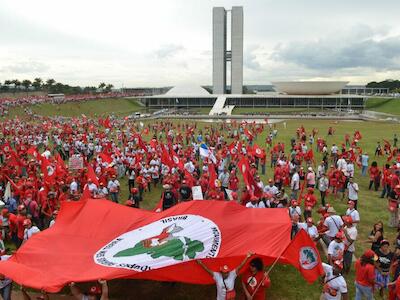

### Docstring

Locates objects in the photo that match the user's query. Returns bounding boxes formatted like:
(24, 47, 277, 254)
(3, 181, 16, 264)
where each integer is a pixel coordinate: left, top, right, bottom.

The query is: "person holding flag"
(196, 252, 254, 300)
(241, 257, 271, 300)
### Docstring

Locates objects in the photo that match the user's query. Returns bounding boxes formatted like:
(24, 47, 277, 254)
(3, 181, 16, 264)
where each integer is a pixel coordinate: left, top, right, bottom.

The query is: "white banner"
(192, 186, 203, 200)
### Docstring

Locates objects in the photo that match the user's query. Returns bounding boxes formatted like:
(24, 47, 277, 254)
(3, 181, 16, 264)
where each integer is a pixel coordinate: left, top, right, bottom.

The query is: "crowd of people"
(0, 91, 140, 116)
(0, 112, 400, 299)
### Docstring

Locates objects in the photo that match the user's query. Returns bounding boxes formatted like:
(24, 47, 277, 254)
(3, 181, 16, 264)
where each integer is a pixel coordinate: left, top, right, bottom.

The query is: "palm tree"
(32, 78, 43, 90)
(22, 80, 32, 95)
(46, 78, 56, 88)
(105, 84, 114, 92)
(12, 79, 21, 93)
(98, 82, 106, 90)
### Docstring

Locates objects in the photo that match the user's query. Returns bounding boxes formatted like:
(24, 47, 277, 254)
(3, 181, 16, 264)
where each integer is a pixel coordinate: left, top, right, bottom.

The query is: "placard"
(69, 155, 84, 170)
(192, 186, 203, 200)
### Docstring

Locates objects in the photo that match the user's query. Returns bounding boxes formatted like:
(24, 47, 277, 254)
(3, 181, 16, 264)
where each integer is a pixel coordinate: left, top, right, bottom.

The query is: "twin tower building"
(212, 6, 243, 95)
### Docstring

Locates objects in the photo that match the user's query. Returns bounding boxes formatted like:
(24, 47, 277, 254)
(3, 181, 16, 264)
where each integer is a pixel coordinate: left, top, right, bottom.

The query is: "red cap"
(307, 187, 314, 192)
(89, 285, 102, 295)
(333, 260, 343, 270)
(23, 219, 32, 226)
(130, 188, 138, 194)
(219, 265, 231, 273)
(1, 209, 9, 216)
(18, 205, 25, 212)
(363, 249, 378, 261)
(335, 231, 345, 240)
(250, 195, 258, 201)
(291, 199, 298, 206)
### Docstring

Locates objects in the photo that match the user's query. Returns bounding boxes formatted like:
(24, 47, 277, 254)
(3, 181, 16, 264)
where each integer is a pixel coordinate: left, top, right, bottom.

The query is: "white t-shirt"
(24, 226, 40, 241)
(291, 173, 300, 190)
(322, 263, 347, 300)
(298, 223, 319, 239)
(344, 226, 358, 253)
(324, 215, 343, 238)
(213, 270, 237, 300)
(347, 182, 359, 200)
(345, 208, 360, 224)
(246, 201, 266, 208)
(327, 241, 345, 261)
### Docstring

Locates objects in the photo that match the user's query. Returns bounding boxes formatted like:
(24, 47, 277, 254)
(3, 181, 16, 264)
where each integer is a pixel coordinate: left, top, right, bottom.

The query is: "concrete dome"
(165, 85, 210, 97)
(272, 81, 349, 95)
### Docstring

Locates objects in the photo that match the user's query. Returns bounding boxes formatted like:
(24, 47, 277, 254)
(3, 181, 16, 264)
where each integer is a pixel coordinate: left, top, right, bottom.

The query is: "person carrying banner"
(196, 252, 253, 300)
(69, 280, 109, 300)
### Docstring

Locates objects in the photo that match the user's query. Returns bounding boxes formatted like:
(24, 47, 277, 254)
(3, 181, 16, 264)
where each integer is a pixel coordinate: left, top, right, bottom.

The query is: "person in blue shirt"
(361, 152, 369, 176)
(4, 193, 17, 214)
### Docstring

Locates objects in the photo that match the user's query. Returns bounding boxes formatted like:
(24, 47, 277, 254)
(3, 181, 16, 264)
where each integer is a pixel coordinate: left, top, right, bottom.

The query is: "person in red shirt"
(355, 249, 377, 299)
(16, 205, 27, 247)
(303, 188, 317, 219)
(228, 171, 239, 192)
(368, 161, 381, 191)
(240, 187, 251, 206)
(241, 257, 271, 300)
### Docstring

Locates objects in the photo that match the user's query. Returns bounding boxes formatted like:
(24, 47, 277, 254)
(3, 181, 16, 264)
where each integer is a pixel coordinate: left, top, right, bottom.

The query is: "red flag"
(184, 169, 196, 187)
(171, 152, 184, 171)
(252, 144, 265, 158)
(87, 164, 99, 186)
(134, 134, 148, 153)
(99, 152, 113, 164)
(281, 229, 324, 283)
(104, 116, 111, 129)
(244, 128, 254, 140)
(237, 156, 262, 197)
(41, 158, 56, 184)
(0, 200, 292, 292)
(160, 144, 174, 169)
(208, 162, 218, 188)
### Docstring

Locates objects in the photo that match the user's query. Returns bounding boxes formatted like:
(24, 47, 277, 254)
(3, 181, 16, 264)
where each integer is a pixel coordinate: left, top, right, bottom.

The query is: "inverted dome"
(272, 81, 349, 95)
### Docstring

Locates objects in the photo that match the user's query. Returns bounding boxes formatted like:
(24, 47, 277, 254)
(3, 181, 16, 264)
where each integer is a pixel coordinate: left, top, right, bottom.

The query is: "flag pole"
(249, 238, 293, 299)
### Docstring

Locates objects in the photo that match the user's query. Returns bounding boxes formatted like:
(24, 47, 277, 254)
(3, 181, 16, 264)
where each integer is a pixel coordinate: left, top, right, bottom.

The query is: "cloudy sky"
(1, 0, 400, 87)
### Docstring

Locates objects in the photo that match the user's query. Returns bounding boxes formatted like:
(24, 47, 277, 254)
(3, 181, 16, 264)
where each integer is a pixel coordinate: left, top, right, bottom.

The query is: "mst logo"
(299, 246, 318, 270)
(94, 214, 221, 272)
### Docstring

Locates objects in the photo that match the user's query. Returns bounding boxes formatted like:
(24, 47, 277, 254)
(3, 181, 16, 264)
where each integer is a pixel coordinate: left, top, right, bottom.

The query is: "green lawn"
(366, 97, 400, 115)
(7, 98, 144, 118)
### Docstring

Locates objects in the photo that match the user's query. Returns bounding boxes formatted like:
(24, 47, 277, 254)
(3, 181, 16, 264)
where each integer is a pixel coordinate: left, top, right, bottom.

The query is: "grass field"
(105, 118, 398, 299)
(365, 97, 400, 115)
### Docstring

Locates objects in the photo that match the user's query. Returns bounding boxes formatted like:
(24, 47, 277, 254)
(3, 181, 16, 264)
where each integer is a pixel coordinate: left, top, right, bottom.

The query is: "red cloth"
(0, 200, 296, 292)
(355, 259, 375, 287)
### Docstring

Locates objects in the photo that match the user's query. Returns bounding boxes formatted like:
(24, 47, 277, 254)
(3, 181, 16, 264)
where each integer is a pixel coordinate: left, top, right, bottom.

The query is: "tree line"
(366, 79, 400, 92)
(0, 78, 114, 95)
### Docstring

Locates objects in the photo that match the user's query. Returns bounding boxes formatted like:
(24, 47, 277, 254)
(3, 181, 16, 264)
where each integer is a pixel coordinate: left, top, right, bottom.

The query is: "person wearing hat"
(303, 187, 317, 220)
(70, 279, 109, 300)
(246, 195, 265, 209)
(288, 199, 302, 219)
(375, 240, 394, 297)
(342, 216, 357, 274)
(22, 218, 40, 244)
(290, 168, 300, 199)
(96, 182, 108, 199)
(161, 184, 177, 211)
(298, 217, 319, 241)
(355, 249, 377, 299)
(345, 200, 360, 226)
(321, 207, 344, 247)
(179, 180, 192, 202)
(127, 188, 141, 208)
(327, 232, 345, 266)
(107, 175, 120, 203)
(49, 210, 58, 228)
(197, 252, 253, 300)
(321, 260, 348, 300)
(263, 179, 278, 197)
(306, 167, 316, 188)
(318, 173, 329, 207)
